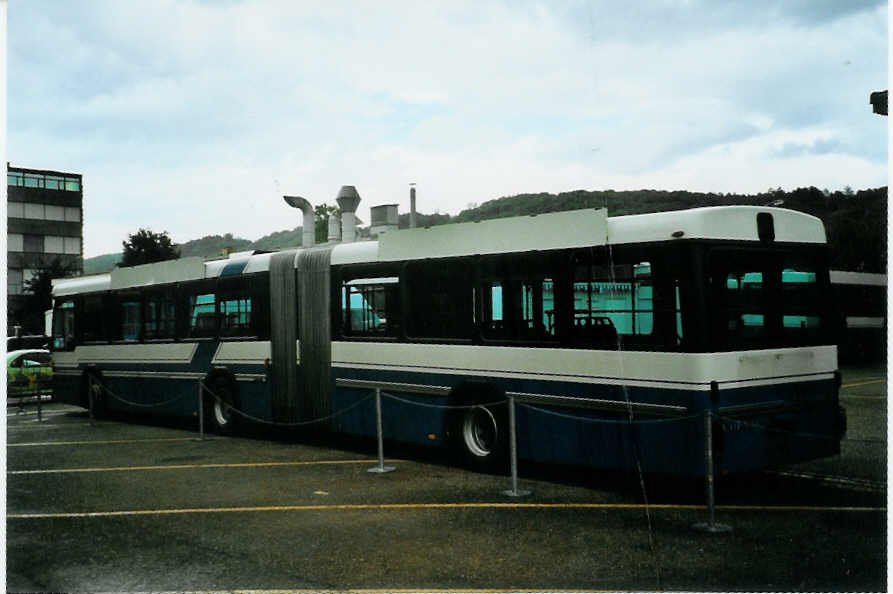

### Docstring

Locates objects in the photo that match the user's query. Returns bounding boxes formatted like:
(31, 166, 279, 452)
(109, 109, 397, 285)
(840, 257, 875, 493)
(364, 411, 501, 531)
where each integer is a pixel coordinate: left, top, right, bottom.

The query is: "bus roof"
(53, 206, 826, 297)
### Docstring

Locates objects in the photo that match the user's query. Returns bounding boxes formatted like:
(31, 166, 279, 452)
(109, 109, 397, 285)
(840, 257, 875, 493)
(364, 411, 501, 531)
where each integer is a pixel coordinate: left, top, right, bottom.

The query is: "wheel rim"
(214, 399, 232, 427)
(462, 405, 498, 457)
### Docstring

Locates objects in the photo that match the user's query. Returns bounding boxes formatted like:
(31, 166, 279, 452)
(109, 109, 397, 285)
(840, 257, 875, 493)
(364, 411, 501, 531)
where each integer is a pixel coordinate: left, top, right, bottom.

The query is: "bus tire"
(203, 374, 240, 435)
(447, 384, 509, 474)
(82, 371, 108, 419)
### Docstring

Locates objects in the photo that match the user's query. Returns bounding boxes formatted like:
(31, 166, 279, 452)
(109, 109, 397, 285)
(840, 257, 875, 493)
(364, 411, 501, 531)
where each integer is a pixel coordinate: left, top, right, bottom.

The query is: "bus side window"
(181, 280, 218, 339)
(81, 294, 106, 342)
(479, 254, 558, 343)
(341, 277, 400, 338)
(189, 294, 217, 337)
(52, 300, 76, 351)
(405, 260, 474, 341)
(120, 296, 142, 341)
(216, 277, 253, 338)
(144, 289, 177, 340)
(249, 273, 271, 340)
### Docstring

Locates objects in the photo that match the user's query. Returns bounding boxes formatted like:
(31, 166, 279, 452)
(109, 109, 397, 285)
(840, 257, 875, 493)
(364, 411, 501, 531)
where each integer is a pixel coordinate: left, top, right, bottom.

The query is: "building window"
(24, 203, 45, 219)
(22, 234, 44, 253)
(22, 269, 39, 293)
(8, 234, 23, 252)
(64, 237, 81, 255)
(45, 205, 65, 221)
(7, 269, 23, 295)
(8, 202, 23, 218)
(7, 171, 81, 192)
(65, 207, 81, 222)
(45, 236, 65, 254)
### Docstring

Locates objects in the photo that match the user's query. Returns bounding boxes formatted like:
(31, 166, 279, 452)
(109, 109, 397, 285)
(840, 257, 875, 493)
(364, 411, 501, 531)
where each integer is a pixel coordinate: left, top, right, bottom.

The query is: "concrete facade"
(7, 165, 84, 330)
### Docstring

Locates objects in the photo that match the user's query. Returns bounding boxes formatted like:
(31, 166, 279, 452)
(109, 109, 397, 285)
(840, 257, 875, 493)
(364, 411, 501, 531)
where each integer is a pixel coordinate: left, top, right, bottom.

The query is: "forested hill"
(84, 185, 886, 274)
(444, 186, 887, 272)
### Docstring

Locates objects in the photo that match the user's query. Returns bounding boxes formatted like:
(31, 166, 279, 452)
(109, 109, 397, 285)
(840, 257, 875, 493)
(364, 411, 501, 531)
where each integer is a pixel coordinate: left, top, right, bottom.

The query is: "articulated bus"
(829, 270, 886, 363)
(51, 206, 845, 476)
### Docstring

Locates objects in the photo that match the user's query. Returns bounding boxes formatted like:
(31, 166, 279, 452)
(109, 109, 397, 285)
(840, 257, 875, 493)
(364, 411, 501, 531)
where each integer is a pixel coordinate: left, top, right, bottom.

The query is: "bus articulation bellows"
(51, 204, 845, 476)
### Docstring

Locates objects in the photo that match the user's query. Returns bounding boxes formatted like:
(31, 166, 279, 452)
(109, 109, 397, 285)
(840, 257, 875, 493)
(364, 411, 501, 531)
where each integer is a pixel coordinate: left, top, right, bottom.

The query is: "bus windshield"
(707, 247, 831, 350)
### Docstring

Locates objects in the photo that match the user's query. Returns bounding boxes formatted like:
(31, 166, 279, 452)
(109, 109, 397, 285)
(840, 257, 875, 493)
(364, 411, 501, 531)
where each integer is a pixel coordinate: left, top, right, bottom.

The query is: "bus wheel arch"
(202, 370, 240, 435)
(446, 381, 509, 473)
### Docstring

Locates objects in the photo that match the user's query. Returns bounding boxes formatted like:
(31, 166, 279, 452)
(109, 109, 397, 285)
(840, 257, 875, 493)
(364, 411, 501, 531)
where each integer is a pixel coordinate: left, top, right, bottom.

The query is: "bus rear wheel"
(448, 386, 509, 473)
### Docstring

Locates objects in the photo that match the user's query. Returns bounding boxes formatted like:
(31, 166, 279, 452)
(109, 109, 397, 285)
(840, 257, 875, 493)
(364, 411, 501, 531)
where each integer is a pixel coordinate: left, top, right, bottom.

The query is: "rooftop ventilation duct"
(336, 185, 361, 242)
(327, 211, 341, 242)
(283, 195, 315, 248)
(370, 204, 399, 238)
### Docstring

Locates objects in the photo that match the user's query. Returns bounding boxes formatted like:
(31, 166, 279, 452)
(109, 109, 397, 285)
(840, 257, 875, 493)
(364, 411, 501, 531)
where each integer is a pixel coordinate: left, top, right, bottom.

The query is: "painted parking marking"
(128, 591, 618, 594)
(119, 590, 618, 594)
(841, 379, 886, 389)
(8, 437, 198, 447)
(9, 459, 383, 475)
(7, 410, 81, 419)
(7, 423, 90, 430)
(8, 502, 885, 519)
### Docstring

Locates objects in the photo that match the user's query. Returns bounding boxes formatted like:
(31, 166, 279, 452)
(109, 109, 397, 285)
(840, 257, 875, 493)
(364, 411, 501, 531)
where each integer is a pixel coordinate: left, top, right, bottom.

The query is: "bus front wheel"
(204, 375, 239, 435)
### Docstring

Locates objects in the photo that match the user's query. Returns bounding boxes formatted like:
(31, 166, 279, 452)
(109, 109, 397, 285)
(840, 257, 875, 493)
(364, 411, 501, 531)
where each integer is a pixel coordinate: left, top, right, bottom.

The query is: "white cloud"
(8, 0, 887, 256)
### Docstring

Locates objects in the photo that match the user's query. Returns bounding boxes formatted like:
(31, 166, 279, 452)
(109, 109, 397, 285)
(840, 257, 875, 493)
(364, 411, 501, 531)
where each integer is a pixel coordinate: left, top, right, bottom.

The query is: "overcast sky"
(8, 0, 889, 257)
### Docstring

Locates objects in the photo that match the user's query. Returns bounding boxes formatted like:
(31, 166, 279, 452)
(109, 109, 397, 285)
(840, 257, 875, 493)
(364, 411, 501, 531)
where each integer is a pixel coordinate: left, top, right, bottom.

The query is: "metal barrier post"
(197, 379, 205, 441)
(87, 376, 95, 427)
(503, 396, 530, 497)
(368, 388, 395, 474)
(692, 410, 731, 533)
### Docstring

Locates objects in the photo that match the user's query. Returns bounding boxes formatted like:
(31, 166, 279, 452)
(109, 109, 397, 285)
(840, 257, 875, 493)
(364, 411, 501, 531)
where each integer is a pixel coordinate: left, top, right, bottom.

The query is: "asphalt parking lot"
(6, 367, 887, 592)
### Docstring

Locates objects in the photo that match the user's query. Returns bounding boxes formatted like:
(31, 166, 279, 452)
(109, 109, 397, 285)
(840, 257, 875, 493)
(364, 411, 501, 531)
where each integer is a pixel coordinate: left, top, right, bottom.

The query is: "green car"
(7, 349, 52, 398)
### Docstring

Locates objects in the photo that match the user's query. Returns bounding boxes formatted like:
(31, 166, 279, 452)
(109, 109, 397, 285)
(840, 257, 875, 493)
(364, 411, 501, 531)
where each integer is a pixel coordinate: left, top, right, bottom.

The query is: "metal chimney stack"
(282, 195, 315, 248)
(336, 185, 362, 242)
(409, 183, 417, 228)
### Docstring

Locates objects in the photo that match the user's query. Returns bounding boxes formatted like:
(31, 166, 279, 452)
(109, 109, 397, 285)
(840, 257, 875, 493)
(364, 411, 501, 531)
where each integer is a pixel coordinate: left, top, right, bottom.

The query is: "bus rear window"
(709, 249, 829, 350)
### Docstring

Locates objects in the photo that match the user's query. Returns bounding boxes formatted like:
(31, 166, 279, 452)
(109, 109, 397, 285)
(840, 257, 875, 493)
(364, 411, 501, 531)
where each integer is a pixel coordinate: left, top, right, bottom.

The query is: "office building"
(7, 165, 84, 329)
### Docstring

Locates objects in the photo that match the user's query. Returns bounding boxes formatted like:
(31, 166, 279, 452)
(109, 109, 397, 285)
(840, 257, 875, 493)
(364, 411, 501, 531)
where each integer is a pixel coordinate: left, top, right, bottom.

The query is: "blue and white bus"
(51, 205, 845, 476)
(829, 270, 886, 363)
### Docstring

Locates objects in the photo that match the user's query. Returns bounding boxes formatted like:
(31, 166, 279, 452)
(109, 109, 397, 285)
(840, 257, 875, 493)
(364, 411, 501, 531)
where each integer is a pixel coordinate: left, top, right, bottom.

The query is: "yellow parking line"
(129, 591, 617, 594)
(841, 379, 886, 389)
(142, 591, 617, 594)
(7, 423, 85, 430)
(8, 437, 197, 447)
(7, 502, 885, 519)
(9, 459, 381, 474)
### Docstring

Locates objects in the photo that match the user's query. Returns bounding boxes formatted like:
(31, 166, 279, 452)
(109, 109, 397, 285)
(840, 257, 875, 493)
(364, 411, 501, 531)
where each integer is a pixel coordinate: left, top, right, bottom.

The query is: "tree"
(314, 203, 339, 243)
(120, 228, 180, 267)
(13, 258, 76, 334)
